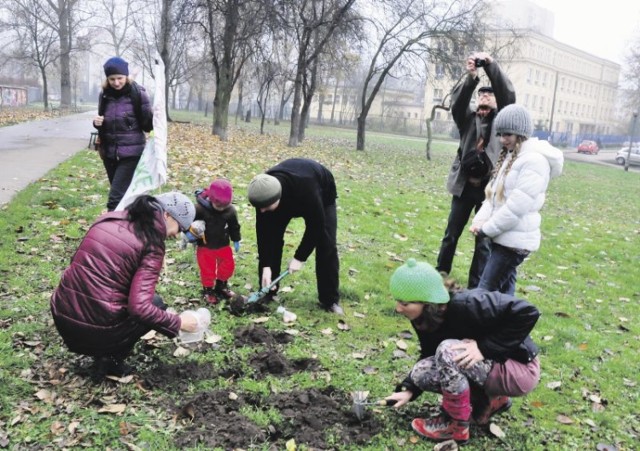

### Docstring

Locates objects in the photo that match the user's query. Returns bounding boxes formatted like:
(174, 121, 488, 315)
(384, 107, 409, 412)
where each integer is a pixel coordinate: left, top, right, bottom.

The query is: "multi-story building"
(424, 0, 621, 145)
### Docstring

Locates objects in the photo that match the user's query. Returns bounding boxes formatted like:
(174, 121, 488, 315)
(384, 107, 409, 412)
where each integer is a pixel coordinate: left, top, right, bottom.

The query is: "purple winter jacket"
(94, 83, 153, 160)
(50, 210, 181, 357)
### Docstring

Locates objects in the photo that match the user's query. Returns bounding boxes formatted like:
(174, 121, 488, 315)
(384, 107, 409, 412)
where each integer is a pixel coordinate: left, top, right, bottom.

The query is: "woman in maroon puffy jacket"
(51, 192, 199, 381)
(93, 56, 153, 211)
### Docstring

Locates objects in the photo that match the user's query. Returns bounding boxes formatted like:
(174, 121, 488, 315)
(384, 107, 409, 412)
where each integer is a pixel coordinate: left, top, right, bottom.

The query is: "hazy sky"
(532, 0, 640, 65)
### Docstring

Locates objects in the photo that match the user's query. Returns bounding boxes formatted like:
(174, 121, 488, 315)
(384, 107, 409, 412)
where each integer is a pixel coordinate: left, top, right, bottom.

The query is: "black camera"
(474, 58, 486, 68)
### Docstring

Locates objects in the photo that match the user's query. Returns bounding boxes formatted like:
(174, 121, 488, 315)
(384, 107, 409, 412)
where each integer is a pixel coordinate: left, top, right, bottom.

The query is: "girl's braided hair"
(485, 136, 527, 202)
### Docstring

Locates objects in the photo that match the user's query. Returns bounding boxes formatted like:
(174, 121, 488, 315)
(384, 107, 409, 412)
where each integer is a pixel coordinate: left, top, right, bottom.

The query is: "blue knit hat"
(103, 57, 129, 77)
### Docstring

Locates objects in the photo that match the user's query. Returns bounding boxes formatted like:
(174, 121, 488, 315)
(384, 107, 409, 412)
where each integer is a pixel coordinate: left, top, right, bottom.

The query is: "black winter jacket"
(398, 288, 540, 396)
(194, 201, 241, 249)
(255, 158, 336, 268)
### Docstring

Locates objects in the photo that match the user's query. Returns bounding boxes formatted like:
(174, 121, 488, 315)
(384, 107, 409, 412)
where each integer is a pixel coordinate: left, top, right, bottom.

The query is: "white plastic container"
(276, 306, 297, 323)
(178, 308, 212, 344)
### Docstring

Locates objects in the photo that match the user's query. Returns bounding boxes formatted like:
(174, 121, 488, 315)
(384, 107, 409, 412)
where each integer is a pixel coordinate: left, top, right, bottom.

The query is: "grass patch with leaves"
(0, 120, 638, 450)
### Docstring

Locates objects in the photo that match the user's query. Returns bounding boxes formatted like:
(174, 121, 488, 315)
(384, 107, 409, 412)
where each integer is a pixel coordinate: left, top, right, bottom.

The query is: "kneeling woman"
(51, 192, 199, 381)
(384, 259, 540, 444)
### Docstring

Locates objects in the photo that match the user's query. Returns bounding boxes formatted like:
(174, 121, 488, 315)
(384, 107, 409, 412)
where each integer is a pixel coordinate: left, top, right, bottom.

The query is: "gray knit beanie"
(248, 174, 282, 208)
(155, 192, 195, 231)
(494, 104, 533, 138)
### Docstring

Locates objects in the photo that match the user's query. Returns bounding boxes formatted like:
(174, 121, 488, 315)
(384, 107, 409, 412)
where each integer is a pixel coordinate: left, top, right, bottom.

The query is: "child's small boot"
(214, 279, 236, 300)
(202, 286, 218, 304)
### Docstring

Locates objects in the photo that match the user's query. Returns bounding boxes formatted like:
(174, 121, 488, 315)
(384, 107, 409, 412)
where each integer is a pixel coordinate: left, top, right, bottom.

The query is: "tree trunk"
(330, 79, 339, 124)
(317, 93, 325, 123)
(41, 67, 50, 111)
(58, 1, 72, 108)
(356, 115, 366, 151)
(235, 79, 243, 125)
(160, 0, 172, 121)
(288, 63, 304, 147)
(212, 81, 231, 140)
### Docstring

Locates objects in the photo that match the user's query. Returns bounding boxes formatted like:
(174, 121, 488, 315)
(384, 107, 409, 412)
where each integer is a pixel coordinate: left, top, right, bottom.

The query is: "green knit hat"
(389, 258, 449, 304)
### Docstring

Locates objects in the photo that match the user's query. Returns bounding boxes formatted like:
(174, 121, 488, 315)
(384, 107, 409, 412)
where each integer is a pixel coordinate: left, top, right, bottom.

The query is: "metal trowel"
(351, 390, 398, 421)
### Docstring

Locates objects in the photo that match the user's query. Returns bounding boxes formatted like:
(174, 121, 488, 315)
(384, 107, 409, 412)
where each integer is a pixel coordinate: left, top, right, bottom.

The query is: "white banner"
(115, 57, 167, 211)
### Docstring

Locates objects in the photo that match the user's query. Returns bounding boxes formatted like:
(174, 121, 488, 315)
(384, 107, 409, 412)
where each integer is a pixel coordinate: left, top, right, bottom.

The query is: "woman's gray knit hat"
(494, 104, 533, 138)
(155, 192, 195, 231)
(248, 174, 282, 208)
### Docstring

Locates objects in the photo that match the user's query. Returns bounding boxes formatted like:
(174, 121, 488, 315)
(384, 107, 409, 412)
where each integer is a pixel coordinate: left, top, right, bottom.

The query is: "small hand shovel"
(351, 390, 398, 421)
(245, 270, 290, 304)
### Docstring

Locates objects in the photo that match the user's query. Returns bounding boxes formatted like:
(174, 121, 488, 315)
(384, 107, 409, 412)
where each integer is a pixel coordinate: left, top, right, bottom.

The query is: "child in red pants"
(194, 179, 241, 304)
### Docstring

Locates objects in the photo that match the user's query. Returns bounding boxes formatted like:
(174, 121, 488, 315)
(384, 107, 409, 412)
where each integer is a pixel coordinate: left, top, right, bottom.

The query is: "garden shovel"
(351, 390, 398, 421)
(245, 270, 290, 304)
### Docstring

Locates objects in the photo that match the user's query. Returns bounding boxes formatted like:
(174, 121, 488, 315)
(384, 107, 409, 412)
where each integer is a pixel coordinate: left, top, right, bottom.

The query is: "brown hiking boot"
(411, 415, 469, 444)
(472, 396, 512, 426)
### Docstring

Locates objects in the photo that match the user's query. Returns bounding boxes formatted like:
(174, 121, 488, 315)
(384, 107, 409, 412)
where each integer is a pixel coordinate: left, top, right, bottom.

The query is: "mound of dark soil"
(233, 323, 295, 347)
(173, 387, 385, 450)
(248, 349, 322, 378)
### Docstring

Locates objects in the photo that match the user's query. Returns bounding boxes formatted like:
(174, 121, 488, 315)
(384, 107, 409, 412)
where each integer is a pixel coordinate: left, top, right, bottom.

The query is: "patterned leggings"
(410, 339, 493, 395)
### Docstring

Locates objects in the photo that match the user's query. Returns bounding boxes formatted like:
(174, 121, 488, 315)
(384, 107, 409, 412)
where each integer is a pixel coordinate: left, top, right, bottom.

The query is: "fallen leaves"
(98, 403, 127, 414)
(556, 414, 574, 425)
(489, 423, 506, 438)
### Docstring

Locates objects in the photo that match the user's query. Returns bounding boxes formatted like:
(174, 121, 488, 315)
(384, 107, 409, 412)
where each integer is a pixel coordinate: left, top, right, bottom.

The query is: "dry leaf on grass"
(395, 339, 408, 350)
(98, 404, 126, 414)
(489, 423, 506, 438)
(173, 346, 191, 357)
(556, 414, 574, 424)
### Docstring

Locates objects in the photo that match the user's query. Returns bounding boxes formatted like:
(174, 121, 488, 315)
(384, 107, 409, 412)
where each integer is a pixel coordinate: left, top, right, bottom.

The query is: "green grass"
(0, 117, 639, 450)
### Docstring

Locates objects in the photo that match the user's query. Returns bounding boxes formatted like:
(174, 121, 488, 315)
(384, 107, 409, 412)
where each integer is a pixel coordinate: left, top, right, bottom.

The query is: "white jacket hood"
(521, 138, 564, 179)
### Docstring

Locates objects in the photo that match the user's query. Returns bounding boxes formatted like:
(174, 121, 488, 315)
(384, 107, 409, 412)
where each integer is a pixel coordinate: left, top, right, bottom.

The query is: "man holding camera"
(436, 52, 516, 288)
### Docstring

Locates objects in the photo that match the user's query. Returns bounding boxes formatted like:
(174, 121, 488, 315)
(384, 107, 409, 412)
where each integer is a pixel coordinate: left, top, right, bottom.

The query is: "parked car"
(616, 146, 640, 166)
(577, 140, 599, 154)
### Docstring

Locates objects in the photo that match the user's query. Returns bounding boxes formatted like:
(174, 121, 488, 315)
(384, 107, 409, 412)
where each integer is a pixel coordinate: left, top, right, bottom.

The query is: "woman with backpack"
(93, 57, 153, 211)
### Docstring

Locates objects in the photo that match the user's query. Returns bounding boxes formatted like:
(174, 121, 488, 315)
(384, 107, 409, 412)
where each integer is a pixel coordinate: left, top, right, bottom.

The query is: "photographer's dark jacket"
(446, 62, 516, 196)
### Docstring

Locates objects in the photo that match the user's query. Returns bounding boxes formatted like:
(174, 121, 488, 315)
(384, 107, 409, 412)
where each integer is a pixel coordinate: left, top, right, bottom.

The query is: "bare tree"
(354, 0, 486, 150)
(0, 0, 59, 110)
(274, 0, 356, 147)
(92, 0, 145, 56)
(42, 0, 84, 109)
(196, 0, 266, 140)
(254, 59, 277, 134)
(621, 33, 640, 116)
(128, 0, 200, 120)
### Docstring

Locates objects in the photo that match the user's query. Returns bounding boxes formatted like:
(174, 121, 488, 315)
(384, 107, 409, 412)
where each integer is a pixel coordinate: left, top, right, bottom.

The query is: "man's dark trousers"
(258, 203, 339, 308)
(436, 183, 490, 288)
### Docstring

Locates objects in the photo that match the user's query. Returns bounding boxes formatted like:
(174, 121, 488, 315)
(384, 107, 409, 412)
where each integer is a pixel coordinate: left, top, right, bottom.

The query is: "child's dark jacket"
(194, 200, 241, 249)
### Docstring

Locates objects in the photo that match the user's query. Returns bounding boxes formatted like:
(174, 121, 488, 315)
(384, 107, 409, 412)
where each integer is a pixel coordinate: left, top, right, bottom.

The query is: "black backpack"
(98, 81, 152, 132)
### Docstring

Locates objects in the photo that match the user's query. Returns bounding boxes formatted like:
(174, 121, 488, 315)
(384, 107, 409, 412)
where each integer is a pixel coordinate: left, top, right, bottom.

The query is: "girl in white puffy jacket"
(469, 104, 563, 295)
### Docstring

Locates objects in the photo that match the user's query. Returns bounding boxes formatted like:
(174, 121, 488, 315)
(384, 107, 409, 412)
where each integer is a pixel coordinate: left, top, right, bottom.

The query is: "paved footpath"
(0, 111, 95, 206)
